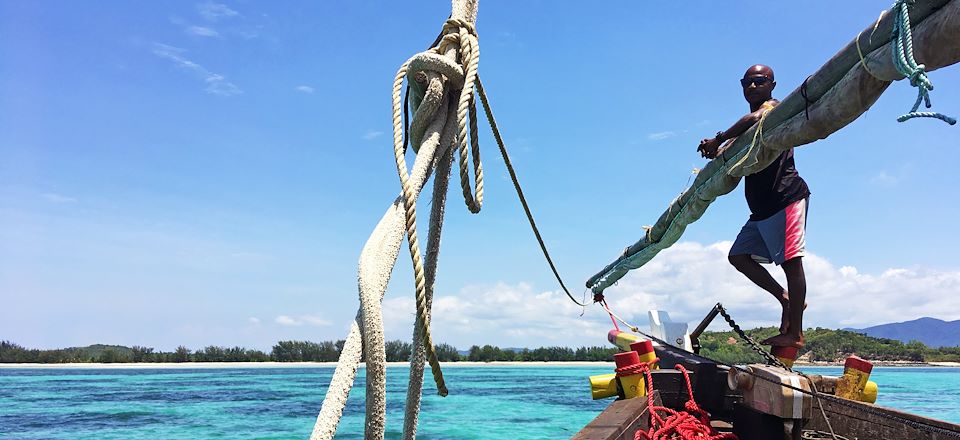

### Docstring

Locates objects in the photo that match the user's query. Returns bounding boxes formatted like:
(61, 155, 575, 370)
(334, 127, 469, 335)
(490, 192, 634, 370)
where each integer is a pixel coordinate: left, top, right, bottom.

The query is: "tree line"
(5, 329, 958, 364)
(0, 340, 616, 363)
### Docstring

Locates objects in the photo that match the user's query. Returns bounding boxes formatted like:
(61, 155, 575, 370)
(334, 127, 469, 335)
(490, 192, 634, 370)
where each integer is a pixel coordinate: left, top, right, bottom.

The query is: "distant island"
(847, 317, 960, 348)
(4, 326, 959, 365)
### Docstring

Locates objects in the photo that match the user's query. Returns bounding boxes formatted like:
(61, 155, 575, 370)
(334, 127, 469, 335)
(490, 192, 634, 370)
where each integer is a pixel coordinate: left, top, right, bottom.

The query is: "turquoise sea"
(1, 365, 958, 439)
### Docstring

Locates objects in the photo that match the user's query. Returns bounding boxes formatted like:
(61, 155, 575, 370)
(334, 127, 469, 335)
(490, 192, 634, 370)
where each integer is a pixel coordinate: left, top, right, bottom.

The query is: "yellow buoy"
(589, 373, 619, 400)
(835, 356, 873, 401)
(859, 380, 879, 404)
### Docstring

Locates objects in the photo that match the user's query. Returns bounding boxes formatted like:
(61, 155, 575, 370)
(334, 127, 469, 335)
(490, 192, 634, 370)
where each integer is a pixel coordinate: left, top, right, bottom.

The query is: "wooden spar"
(587, 0, 959, 292)
(748, 0, 952, 139)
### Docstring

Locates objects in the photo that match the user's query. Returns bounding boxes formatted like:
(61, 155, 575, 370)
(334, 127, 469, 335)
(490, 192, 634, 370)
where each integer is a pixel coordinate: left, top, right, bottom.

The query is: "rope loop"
(443, 18, 477, 36)
(889, 0, 956, 124)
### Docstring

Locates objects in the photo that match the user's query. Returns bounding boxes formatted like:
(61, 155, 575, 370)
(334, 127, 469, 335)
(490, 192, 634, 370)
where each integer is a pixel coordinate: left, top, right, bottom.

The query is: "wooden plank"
(805, 395, 960, 440)
(572, 392, 660, 440)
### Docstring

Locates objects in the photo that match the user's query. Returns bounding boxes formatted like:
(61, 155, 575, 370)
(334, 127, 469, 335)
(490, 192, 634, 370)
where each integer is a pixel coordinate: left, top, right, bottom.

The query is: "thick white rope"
(311, 2, 479, 439)
(310, 106, 449, 440)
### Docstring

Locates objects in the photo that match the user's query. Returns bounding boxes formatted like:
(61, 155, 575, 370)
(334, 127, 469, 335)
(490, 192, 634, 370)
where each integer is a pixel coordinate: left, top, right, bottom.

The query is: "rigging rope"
(475, 78, 589, 307)
(316, 3, 586, 437)
(890, 0, 957, 124)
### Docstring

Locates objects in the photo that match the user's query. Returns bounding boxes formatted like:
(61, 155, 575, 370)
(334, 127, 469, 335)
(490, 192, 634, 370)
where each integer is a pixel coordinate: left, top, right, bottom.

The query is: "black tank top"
(744, 148, 810, 221)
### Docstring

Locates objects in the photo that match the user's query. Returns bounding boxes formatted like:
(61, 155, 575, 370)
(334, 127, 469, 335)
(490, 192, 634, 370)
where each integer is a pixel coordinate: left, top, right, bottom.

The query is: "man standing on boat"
(697, 64, 810, 349)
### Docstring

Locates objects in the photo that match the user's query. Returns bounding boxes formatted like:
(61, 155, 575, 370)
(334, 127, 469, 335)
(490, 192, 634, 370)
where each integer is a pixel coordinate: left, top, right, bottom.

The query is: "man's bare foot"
(761, 333, 804, 348)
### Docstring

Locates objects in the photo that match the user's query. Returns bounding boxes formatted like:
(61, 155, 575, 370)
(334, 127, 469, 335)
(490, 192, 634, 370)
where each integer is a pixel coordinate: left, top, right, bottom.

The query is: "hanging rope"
(890, 0, 956, 124)
(727, 101, 774, 175)
(475, 78, 590, 307)
(390, 18, 489, 402)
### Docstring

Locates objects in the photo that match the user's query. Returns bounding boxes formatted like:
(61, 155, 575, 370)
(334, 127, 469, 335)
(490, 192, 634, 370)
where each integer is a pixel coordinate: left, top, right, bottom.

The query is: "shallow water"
(0, 365, 957, 439)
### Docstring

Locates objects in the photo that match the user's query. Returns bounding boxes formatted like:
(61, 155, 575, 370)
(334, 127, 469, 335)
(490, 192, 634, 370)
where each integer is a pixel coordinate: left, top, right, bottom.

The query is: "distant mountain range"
(846, 317, 960, 348)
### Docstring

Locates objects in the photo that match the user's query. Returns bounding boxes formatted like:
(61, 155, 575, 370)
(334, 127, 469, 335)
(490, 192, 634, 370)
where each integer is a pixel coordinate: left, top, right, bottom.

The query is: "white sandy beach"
(929, 361, 960, 367)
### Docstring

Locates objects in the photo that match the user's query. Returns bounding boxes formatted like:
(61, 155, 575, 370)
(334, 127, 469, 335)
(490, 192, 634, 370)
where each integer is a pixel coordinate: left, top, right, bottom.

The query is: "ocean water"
(0, 365, 957, 439)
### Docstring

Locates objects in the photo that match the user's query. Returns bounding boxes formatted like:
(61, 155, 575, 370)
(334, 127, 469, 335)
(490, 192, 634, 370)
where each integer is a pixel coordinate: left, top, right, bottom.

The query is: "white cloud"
(186, 25, 220, 38)
(380, 242, 960, 348)
(153, 43, 241, 96)
(204, 74, 241, 96)
(606, 242, 960, 330)
(274, 314, 331, 327)
(301, 316, 332, 327)
(648, 131, 677, 141)
(248, 317, 261, 325)
(198, 2, 239, 21)
(295, 85, 315, 94)
(42, 193, 78, 204)
(870, 171, 898, 186)
(275, 315, 301, 326)
(362, 131, 383, 140)
(382, 282, 604, 348)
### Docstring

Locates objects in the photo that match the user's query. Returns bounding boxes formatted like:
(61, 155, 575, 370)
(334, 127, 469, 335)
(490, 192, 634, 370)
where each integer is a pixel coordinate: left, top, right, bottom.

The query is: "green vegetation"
(697, 327, 960, 364)
(3, 328, 958, 364)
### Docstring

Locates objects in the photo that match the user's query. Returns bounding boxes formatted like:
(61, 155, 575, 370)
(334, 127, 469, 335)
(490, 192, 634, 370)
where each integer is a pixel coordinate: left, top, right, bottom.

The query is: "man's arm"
(698, 100, 778, 159)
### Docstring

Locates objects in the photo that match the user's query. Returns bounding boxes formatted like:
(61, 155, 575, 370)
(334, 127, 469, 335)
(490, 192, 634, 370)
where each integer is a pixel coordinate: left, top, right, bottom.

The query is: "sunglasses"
(741, 76, 772, 87)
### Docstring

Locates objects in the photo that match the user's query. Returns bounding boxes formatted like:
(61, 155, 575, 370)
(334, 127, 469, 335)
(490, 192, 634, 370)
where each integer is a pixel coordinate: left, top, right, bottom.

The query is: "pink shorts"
(729, 198, 808, 265)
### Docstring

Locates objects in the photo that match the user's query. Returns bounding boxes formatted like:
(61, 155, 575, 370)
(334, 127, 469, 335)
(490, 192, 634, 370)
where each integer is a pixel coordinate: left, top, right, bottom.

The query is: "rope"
(633, 363, 739, 440)
(313, 6, 479, 440)
(890, 0, 956, 124)
(800, 76, 813, 120)
(365, 9, 587, 438)
(475, 78, 590, 307)
(806, 376, 840, 440)
(727, 101, 773, 175)
(391, 55, 449, 399)
(440, 19, 485, 213)
(403, 100, 458, 440)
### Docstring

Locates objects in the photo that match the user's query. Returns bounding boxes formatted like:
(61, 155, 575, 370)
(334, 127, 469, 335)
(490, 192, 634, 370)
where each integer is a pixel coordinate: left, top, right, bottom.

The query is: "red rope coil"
(633, 363, 739, 440)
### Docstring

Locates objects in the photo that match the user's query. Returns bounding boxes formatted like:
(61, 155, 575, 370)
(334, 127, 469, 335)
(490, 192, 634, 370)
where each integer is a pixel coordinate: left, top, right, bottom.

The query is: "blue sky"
(2, 1, 959, 351)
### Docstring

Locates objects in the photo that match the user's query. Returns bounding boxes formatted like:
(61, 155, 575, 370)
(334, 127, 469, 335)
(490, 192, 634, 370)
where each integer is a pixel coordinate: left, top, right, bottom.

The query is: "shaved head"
(744, 64, 775, 81)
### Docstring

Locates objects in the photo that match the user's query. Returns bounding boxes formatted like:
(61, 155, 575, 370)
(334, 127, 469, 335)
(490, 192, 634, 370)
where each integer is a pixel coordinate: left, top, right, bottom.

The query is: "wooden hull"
(574, 344, 960, 439)
(807, 395, 960, 440)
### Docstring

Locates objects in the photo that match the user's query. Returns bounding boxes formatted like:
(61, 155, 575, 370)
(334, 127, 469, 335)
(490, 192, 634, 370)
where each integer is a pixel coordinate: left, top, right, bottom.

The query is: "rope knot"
(907, 66, 927, 87)
(890, 0, 954, 124)
(443, 18, 477, 36)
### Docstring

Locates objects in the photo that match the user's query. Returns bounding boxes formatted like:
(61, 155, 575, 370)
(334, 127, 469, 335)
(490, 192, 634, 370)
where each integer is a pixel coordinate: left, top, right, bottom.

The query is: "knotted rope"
(391, 18, 485, 402)
(890, 0, 956, 124)
(634, 363, 738, 440)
